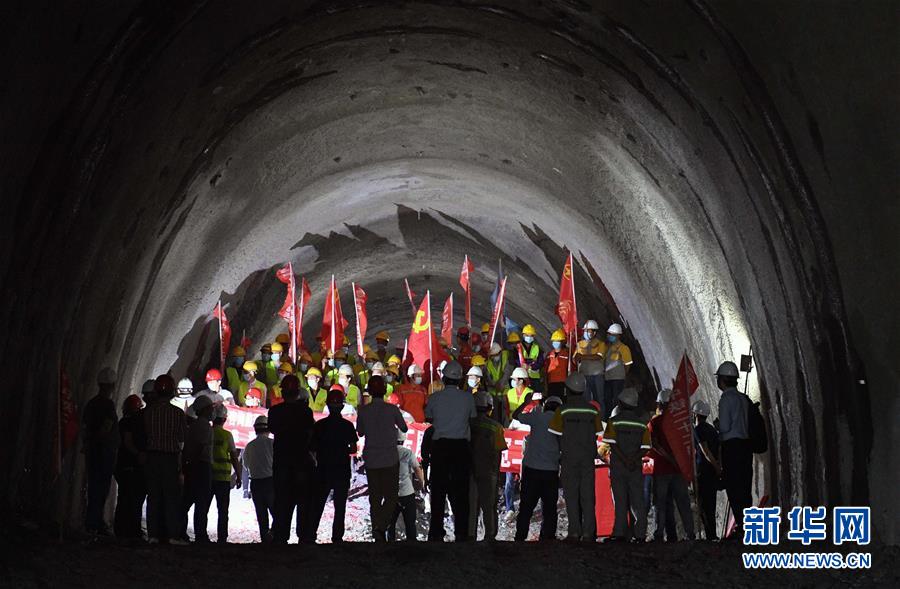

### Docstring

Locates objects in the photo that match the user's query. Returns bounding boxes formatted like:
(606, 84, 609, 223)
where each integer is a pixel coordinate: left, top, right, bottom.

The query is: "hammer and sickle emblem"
(412, 310, 430, 333)
(563, 264, 572, 279)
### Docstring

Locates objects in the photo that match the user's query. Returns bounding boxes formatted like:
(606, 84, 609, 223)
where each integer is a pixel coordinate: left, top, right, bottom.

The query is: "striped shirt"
(143, 400, 187, 453)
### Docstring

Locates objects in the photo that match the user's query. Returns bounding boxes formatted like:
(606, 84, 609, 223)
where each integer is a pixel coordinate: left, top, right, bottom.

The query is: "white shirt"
(397, 446, 418, 497)
(242, 434, 274, 479)
(718, 387, 749, 441)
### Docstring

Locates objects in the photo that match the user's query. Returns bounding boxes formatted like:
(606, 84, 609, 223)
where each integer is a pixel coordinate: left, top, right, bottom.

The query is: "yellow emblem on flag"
(412, 310, 430, 333)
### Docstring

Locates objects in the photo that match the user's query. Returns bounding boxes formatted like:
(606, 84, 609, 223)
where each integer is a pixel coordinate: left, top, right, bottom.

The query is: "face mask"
(607, 335, 617, 344)
(327, 358, 335, 367)
(209, 381, 221, 392)
(510, 378, 517, 389)
(366, 361, 374, 370)
(552, 341, 562, 350)
(271, 353, 281, 364)
(261, 353, 271, 362)
(244, 373, 253, 382)
(340, 376, 351, 387)
(300, 363, 308, 371)
(583, 332, 593, 341)
(467, 377, 478, 388)
(385, 375, 394, 383)
(233, 357, 244, 367)
(523, 335, 534, 344)
(413, 376, 422, 385)
(307, 377, 319, 390)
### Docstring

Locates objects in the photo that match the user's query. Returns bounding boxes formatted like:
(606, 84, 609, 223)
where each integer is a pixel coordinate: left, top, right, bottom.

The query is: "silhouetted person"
(181, 395, 214, 543)
(513, 394, 563, 541)
(83, 367, 120, 535)
(388, 429, 424, 541)
(467, 392, 507, 541)
(649, 389, 695, 541)
(210, 405, 242, 543)
(311, 387, 358, 543)
(715, 361, 751, 538)
(243, 415, 275, 542)
(114, 394, 146, 539)
(268, 374, 316, 543)
(692, 399, 720, 540)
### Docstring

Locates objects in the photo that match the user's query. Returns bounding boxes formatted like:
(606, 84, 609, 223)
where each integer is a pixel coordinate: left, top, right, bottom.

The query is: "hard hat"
(471, 354, 486, 367)
(300, 351, 313, 362)
(489, 343, 502, 356)
(522, 324, 537, 336)
(545, 395, 563, 406)
(329, 383, 345, 394)
(565, 373, 586, 393)
(261, 343, 272, 354)
(387, 354, 401, 366)
(97, 367, 117, 385)
(474, 392, 493, 408)
(123, 394, 143, 414)
(141, 379, 156, 394)
(386, 365, 400, 376)
(333, 349, 347, 360)
(363, 344, 372, 354)
(551, 329, 566, 342)
(205, 368, 222, 382)
(191, 395, 214, 414)
(306, 367, 323, 378)
(618, 387, 639, 407)
(271, 342, 284, 353)
(246, 387, 262, 400)
(511, 367, 529, 380)
(479, 323, 490, 333)
(364, 350, 379, 361)
(407, 364, 423, 377)
(715, 361, 740, 378)
(177, 378, 193, 391)
(692, 400, 711, 416)
(583, 320, 599, 330)
(607, 323, 623, 335)
(657, 388, 673, 404)
(467, 366, 483, 378)
(254, 415, 269, 428)
(275, 334, 291, 345)
(443, 361, 463, 379)
(155, 374, 176, 395)
(338, 364, 355, 377)
(231, 345, 246, 357)
(457, 326, 470, 336)
(242, 361, 259, 373)
(507, 332, 521, 344)
(278, 362, 294, 373)
(371, 362, 385, 375)
(375, 330, 390, 342)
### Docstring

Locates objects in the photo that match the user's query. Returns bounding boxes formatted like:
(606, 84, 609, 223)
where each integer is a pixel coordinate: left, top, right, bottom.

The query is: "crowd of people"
(80, 320, 758, 544)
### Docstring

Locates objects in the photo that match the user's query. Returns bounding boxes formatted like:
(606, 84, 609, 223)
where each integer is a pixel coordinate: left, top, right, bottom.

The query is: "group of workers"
(80, 319, 757, 545)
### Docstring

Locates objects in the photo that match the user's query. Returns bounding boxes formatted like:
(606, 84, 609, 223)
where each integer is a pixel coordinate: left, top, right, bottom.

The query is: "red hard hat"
(329, 383, 345, 394)
(123, 394, 143, 414)
(154, 374, 175, 395)
(457, 326, 470, 335)
(205, 368, 223, 382)
(247, 387, 262, 400)
(326, 389, 345, 405)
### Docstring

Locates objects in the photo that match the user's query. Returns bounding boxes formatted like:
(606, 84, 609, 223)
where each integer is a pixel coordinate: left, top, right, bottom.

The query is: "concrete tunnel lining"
(0, 0, 892, 543)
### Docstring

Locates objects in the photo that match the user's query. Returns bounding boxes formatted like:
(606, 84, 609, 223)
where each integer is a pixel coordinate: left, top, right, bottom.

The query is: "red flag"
(55, 366, 79, 474)
(297, 277, 311, 350)
(556, 252, 578, 335)
(320, 275, 349, 354)
(440, 292, 454, 346)
(488, 276, 507, 348)
(276, 263, 297, 362)
(407, 291, 450, 381)
(352, 282, 368, 356)
(404, 278, 417, 312)
(212, 301, 231, 371)
(661, 353, 700, 481)
(459, 255, 474, 327)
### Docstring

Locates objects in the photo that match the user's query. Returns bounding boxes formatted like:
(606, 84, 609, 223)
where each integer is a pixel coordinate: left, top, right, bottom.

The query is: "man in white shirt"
(242, 415, 274, 542)
(715, 361, 752, 536)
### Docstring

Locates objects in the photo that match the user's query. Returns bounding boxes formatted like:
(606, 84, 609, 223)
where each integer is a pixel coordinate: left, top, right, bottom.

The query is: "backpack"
(745, 395, 768, 453)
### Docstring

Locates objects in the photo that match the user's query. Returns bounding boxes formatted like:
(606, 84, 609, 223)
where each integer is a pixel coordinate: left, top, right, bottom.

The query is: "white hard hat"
(467, 366, 483, 378)
(715, 361, 740, 378)
(511, 367, 529, 380)
(177, 378, 193, 390)
(407, 364, 423, 377)
(489, 343, 502, 356)
(338, 364, 354, 377)
(371, 362, 385, 375)
(97, 367, 117, 385)
(607, 323, 623, 335)
(692, 400, 711, 416)
(583, 319, 599, 330)
(657, 388, 673, 404)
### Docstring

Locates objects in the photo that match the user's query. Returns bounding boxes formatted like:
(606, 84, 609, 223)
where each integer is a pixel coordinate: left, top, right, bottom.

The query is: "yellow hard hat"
(522, 324, 537, 336)
(387, 354, 401, 366)
(271, 342, 284, 353)
(363, 344, 372, 354)
(278, 361, 294, 373)
(334, 349, 347, 360)
(306, 367, 323, 378)
(507, 332, 521, 344)
(242, 361, 259, 372)
(481, 323, 491, 333)
(365, 350, 379, 361)
(375, 330, 390, 342)
(231, 346, 246, 357)
(551, 329, 566, 342)
(275, 333, 291, 345)
(471, 354, 486, 367)
(387, 365, 400, 376)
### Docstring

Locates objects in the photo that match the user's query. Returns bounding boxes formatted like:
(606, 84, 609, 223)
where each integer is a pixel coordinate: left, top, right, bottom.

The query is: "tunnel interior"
(1, 1, 897, 543)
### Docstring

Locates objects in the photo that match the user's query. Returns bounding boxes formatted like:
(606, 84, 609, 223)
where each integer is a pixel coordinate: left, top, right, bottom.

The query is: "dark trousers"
(389, 494, 418, 541)
(273, 466, 315, 543)
(85, 447, 115, 531)
(721, 438, 753, 530)
(211, 480, 231, 542)
(114, 466, 146, 538)
(603, 379, 624, 420)
(312, 469, 350, 542)
(697, 468, 718, 540)
(429, 439, 471, 541)
(469, 471, 499, 540)
(181, 461, 212, 541)
(515, 466, 559, 541)
(249, 477, 275, 542)
(144, 452, 182, 541)
(583, 375, 604, 410)
(367, 463, 400, 539)
(546, 382, 566, 401)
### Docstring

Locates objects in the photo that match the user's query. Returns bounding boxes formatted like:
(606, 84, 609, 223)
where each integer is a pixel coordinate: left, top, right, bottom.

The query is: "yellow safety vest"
(507, 386, 533, 413)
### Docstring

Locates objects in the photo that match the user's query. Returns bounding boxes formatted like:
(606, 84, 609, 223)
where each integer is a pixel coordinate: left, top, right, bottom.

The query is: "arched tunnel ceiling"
(1, 1, 897, 542)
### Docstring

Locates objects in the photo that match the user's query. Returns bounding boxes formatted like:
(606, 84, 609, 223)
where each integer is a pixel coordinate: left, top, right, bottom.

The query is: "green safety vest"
(211, 427, 233, 481)
(486, 351, 509, 386)
(523, 343, 541, 380)
(507, 386, 533, 413)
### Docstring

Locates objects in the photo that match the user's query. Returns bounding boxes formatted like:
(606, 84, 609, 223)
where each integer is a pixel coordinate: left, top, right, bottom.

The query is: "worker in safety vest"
(374, 330, 391, 363)
(543, 329, 570, 400)
(257, 344, 277, 389)
(275, 333, 291, 360)
(519, 324, 544, 393)
(211, 405, 242, 543)
(225, 346, 246, 397)
(506, 331, 523, 366)
(465, 365, 484, 395)
(268, 362, 295, 408)
(502, 367, 533, 519)
(468, 392, 507, 541)
(484, 343, 513, 420)
(548, 373, 603, 542)
(358, 350, 378, 391)
(296, 350, 313, 379)
(574, 320, 605, 412)
(306, 367, 327, 412)
(456, 326, 474, 372)
(384, 366, 400, 402)
(336, 363, 361, 409)
(324, 349, 347, 387)
(310, 336, 326, 369)
(395, 364, 427, 423)
(238, 361, 268, 407)
(601, 387, 651, 543)
(598, 323, 632, 421)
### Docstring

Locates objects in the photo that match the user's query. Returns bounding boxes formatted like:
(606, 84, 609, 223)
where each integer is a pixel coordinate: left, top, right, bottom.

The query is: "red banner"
(488, 276, 507, 348)
(407, 291, 449, 382)
(213, 302, 231, 371)
(661, 353, 700, 481)
(459, 255, 473, 327)
(352, 282, 368, 357)
(276, 263, 297, 362)
(320, 275, 348, 354)
(556, 252, 577, 335)
(440, 292, 453, 346)
(55, 366, 79, 474)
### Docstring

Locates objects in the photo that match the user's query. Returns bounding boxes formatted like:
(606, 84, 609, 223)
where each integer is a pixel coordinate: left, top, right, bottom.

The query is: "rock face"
(0, 2, 896, 543)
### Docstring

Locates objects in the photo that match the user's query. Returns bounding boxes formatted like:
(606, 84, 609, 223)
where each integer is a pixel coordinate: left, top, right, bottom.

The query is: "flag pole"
(330, 275, 336, 354)
(290, 263, 297, 364)
(57, 353, 63, 543)
(569, 252, 577, 374)
(427, 291, 433, 383)
(217, 300, 224, 372)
